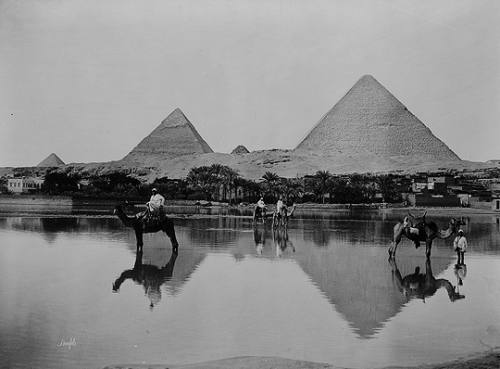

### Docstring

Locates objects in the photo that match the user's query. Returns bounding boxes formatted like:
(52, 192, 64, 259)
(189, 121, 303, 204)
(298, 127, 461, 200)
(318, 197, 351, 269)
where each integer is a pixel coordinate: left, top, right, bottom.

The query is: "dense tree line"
(3, 166, 402, 204)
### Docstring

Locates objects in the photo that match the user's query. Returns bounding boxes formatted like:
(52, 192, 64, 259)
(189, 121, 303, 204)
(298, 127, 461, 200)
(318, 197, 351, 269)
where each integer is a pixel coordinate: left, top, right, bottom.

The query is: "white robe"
(148, 193, 165, 212)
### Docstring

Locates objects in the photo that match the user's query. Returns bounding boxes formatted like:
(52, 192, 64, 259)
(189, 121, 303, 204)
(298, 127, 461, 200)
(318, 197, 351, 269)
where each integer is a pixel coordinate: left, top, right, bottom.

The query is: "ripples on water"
(0, 208, 499, 369)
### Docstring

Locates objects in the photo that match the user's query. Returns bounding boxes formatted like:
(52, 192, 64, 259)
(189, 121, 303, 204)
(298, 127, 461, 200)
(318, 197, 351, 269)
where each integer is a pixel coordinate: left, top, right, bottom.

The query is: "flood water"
(1, 208, 500, 369)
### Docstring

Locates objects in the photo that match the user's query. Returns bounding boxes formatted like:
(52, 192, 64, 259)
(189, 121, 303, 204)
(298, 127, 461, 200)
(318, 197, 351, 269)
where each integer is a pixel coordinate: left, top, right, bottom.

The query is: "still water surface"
(1, 209, 500, 368)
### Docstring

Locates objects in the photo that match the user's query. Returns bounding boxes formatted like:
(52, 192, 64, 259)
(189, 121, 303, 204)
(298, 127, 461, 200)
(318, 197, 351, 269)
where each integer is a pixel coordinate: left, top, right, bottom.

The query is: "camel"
(272, 204, 296, 228)
(114, 203, 179, 252)
(112, 248, 178, 309)
(388, 211, 465, 259)
(389, 257, 464, 302)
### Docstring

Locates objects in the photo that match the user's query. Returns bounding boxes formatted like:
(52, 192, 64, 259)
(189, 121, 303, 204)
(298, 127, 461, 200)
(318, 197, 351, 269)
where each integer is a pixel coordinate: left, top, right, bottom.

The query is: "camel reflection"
(273, 227, 295, 257)
(254, 226, 267, 255)
(390, 258, 464, 302)
(112, 249, 178, 309)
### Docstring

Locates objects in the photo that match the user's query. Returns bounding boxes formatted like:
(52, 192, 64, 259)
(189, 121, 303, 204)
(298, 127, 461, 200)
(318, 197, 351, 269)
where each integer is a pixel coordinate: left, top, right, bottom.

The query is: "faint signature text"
(57, 338, 76, 350)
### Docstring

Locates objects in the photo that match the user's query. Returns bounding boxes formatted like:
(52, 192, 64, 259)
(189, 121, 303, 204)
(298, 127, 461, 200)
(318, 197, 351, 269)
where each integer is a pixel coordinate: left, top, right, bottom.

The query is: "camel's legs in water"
(164, 220, 179, 252)
(135, 229, 144, 253)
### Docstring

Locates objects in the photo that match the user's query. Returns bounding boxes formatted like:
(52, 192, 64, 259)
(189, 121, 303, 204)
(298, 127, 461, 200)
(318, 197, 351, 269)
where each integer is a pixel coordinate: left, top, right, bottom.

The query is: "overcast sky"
(1, 0, 499, 167)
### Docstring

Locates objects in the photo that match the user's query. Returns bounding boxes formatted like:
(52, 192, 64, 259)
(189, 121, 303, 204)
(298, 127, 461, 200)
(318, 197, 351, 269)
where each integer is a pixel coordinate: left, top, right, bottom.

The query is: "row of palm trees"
(186, 164, 242, 202)
(23, 164, 400, 204)
(183, 165, 306, 203)
(304, 170, 400, 204)
(179, 165, 400, 204)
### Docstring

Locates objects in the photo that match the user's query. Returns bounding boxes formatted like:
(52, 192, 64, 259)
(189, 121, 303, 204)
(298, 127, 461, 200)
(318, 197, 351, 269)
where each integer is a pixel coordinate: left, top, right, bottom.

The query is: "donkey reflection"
(273, 227, 295, 257)
(390, 258, 464, 302)
(112, 249, 178, 309)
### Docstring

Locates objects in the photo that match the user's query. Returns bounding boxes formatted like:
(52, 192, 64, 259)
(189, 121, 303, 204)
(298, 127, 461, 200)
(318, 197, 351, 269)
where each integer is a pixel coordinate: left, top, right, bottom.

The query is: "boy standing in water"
(453, 229, 467, 266)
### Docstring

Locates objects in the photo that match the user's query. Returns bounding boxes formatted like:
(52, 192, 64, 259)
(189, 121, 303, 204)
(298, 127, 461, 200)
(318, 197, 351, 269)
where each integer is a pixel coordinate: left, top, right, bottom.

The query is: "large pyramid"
(294, 75, 460, 161)
(123, 108, 213, 161)
(37, 153, 65, 167)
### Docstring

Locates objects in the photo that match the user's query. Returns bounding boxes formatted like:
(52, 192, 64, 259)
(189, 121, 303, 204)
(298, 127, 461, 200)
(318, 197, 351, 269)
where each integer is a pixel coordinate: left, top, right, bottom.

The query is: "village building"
(8, 177, 44, 194)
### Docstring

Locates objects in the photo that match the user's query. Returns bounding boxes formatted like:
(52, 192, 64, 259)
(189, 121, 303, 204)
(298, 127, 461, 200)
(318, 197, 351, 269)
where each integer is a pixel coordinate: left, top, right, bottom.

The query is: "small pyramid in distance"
(294, 75, 460, 160)
(123, 108, 214, 161)
(231, 145, 250, 154)
(37, 153, 65, 167)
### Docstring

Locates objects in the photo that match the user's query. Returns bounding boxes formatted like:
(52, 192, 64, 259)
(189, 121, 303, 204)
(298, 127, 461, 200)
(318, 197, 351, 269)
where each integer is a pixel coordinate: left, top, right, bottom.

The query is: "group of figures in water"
(112, 200, 469, 308)
(252, 196, 296, 228)
(389, 210, 468, 303)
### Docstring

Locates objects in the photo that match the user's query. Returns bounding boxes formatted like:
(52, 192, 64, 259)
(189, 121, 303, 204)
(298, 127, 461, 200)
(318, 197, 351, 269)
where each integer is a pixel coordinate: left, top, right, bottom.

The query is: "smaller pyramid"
(123, 108, 214, 161)
(231, 145, 250, 154)
(37, 153, 65, 167)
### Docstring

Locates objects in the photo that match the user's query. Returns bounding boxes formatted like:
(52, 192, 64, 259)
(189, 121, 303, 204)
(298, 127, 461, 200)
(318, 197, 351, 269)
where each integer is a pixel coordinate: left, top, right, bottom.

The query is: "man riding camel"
(257, 196, 265, 210)
(255, 196, 266, 217)
(146, 188, 165, 219)
(276, 195, 285, 214)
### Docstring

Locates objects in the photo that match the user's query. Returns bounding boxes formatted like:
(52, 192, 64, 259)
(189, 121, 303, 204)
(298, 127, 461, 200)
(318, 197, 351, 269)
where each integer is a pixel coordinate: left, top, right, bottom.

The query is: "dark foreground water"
(1, 209, 500, 369)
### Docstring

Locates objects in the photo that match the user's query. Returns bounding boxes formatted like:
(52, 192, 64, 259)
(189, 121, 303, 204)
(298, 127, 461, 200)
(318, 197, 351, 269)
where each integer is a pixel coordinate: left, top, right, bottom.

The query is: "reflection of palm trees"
(390, 258, 464, 302)
(112, 249, 178, 309)
(273, 228, 295, 257)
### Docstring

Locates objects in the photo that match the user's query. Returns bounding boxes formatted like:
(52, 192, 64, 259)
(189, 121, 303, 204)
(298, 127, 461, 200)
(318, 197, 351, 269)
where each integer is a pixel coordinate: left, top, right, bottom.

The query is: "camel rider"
(146, 188, 165, 219)
(276, 196, 285, 214)
(256, 197, 266, 217)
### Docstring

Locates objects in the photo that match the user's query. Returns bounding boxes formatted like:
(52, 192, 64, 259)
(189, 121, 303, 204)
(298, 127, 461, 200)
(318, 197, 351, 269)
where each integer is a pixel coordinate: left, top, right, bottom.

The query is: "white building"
(8, 177, 44, 193)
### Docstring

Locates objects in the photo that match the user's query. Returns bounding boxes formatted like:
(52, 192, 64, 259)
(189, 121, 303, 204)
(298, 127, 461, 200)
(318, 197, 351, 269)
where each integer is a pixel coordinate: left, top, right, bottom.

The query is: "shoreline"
(0, 203, 499, 219)
(0, 194, 498, 216)
(103, 350, 500, 369)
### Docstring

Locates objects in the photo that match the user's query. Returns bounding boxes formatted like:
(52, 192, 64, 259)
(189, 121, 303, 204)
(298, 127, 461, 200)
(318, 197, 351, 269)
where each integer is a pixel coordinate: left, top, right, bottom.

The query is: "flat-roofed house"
(8, 177, 44, 193)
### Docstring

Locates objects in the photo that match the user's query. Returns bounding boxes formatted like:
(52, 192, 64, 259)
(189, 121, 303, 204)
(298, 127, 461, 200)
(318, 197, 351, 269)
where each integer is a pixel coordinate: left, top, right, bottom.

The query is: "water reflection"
(273, 228, 295, 257)
(298, 218, 393, 248)
(5, 217, 124, 233)
(253, 226, 267, 255)
(113, 249, 178, 310)
(1, 212, 500, 369)
(390, 258, 465, 302)
(454, 264, 467, 290)
(186, 217, 242, 247)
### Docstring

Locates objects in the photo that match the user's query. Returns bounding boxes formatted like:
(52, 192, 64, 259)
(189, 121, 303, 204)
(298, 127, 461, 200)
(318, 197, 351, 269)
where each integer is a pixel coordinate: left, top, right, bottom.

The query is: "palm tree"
(347, 173, 369, 204)
(305, 179, 324, 203)
(186, 166, 214, 200)
(314, 170, 332, 203)
(282, 178, 303, 204)
(327, 177, 348, 204)
(260, 171, 280, 201)
(209, 164, 225, 201)
(374, 174, 399, 203)
(241, 179, 263, 203)
(221, 166, 241, 203)
(233, 176, 246, 203)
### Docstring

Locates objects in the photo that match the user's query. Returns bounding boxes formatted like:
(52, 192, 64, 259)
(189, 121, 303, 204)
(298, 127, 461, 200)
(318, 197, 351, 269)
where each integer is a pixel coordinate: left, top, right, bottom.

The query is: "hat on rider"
(458, 229, 464, 234)
(152, 188, 157, 193)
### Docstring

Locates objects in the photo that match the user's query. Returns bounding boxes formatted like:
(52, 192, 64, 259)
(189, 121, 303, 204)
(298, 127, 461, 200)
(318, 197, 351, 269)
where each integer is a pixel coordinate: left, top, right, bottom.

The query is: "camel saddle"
(137, 210, 164, 227)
